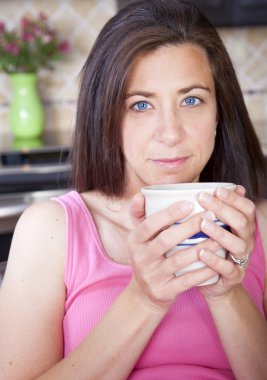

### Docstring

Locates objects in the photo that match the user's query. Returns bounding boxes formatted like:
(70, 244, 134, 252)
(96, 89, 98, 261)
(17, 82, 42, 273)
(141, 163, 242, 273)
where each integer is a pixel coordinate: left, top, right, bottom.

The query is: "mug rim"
(141, 182, 236, 194)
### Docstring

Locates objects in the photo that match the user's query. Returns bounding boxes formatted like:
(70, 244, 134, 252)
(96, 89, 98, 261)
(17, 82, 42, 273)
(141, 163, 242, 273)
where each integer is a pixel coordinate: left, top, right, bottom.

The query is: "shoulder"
(14, 198, 66, 247)
(18, 197, 66, 225)
(5, 199, 66, 288)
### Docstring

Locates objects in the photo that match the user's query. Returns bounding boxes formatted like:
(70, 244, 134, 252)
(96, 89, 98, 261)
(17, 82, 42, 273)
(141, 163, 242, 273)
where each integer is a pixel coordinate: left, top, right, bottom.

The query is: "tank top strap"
(52, 191, 105, 297)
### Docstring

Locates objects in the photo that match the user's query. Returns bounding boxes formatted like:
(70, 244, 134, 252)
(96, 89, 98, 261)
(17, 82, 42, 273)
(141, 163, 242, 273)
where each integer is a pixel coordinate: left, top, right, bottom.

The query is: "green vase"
(9, 73, 44, 139)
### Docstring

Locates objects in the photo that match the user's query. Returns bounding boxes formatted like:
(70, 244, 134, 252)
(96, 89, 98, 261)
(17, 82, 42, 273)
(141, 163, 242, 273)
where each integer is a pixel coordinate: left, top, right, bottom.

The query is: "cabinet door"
(117, 0, 267, 27)
(240, 0, 267, 6)
(194, 0, 230, 27)
(233, 0, 267, 26)
(196, 0, 267, 26)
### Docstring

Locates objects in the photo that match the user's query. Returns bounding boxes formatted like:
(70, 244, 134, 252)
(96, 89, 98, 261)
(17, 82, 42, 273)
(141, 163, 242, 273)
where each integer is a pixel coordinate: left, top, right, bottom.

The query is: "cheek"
(121, 128, 144, 161)
(190, 128, 216, 158)
(203, 129, 216, 147)
(122, 117, 152, 151)
(203, 133, 216, 161)
(190, 114, 217, 140)
(121, 123, 133, 155)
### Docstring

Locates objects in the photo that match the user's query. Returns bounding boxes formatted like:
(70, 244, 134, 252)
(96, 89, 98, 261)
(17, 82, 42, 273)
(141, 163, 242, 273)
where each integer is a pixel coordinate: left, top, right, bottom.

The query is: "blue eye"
(183, 96, 201, 106)
(132, 101, 151, 111)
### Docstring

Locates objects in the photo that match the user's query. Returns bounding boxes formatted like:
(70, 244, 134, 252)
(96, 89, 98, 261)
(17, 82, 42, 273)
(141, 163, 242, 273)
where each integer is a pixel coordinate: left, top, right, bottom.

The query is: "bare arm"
(0, 201, 66, 380)
(197, 192, 267, 380)
(0, 200, 161, 380)
(205, 285, 267, 380)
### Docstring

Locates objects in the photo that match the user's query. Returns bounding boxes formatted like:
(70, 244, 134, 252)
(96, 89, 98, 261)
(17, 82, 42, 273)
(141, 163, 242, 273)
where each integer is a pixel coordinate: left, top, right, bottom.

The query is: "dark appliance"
(0, 131, 72, 263)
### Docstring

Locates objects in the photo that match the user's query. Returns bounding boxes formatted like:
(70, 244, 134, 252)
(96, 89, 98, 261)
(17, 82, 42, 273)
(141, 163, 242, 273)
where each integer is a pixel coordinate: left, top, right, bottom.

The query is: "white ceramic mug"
(141, 182, 236, 286)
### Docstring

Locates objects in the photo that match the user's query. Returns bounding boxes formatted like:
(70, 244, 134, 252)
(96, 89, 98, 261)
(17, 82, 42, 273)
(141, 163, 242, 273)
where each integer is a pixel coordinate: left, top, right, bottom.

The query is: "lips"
(151, 156, 189, 168)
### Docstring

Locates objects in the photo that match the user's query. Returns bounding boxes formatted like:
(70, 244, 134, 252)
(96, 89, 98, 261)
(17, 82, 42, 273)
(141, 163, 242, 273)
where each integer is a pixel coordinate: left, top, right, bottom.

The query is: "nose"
(155, 106, 184, 146)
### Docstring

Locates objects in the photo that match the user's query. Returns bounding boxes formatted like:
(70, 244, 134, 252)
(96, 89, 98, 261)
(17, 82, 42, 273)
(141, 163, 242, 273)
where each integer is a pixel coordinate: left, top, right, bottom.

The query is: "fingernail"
(199, 249, 212, 261)
(212, 240, 221, 249)
(216, 187, 228, 199)
(132, 193, 143, 203)
(201, 218, 215, 232)
(202, 211, 216, 221)
(180, 201, 194, 212)
(237, 185, 246, 195)
(199, 191, 212, 203)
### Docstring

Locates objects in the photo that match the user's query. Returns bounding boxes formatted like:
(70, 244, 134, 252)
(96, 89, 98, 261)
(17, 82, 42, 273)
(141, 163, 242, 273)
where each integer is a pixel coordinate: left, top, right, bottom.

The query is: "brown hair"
(71, 0, 265, 201)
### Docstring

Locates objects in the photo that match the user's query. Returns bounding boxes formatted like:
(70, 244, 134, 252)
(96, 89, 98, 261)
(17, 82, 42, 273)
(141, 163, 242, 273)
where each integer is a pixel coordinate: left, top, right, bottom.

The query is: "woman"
(0, 0, 267, 379)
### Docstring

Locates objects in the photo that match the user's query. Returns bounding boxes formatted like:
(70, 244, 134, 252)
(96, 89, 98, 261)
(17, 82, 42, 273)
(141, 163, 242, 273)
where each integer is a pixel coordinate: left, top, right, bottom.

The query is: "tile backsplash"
(0, 0, 117, 137)
(0, 0, 266, 145)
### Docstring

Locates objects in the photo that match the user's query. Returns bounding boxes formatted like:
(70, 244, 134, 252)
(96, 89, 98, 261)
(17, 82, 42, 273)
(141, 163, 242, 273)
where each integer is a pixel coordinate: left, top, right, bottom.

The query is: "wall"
(0, 0, 117, 137)
(0, 0, 266, 146)
(220, 26, 267, 149)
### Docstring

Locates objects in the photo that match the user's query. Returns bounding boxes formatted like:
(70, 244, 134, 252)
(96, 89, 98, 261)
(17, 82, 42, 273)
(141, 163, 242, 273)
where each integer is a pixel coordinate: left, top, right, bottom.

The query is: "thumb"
(235, 184, 246, 197)
(129, 193, 146, 227)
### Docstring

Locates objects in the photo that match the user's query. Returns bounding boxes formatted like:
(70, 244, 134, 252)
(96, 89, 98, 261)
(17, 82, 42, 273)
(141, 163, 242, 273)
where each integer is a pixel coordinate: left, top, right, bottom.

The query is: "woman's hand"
(127, 194, 222, 312)
(197, 185, 256, 300)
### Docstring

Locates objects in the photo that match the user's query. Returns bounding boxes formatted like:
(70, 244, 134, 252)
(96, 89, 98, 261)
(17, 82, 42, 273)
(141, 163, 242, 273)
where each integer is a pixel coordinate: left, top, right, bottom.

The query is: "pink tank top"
(54, 191, 266, 380)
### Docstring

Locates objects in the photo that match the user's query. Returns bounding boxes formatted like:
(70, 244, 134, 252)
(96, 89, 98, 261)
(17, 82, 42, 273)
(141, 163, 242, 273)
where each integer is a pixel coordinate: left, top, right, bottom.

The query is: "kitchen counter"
(0, 130, 71, 154)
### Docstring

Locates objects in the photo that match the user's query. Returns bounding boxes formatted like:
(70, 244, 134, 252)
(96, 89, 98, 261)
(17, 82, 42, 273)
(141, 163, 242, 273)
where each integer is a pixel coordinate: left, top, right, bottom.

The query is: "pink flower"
(33, 26, 42, 37)
(21, 17, 30, 28)
(0, 13, 69, 73)
(22, 32, 35, 42)
(0, 21, 5, 33)
(42, 33, 53, 44)
(39, 12, 48, 21)
(5, 42, 20, 55)
(58, 40, 70, 54)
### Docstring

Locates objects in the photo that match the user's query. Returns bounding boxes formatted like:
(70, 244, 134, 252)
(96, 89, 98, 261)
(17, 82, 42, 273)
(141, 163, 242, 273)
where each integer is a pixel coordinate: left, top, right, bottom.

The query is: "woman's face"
(121, 44, 218, 196)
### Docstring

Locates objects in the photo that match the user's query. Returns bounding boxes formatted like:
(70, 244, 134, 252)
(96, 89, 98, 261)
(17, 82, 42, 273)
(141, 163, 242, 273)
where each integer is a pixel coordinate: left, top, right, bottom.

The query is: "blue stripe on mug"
(190, 231, 209, 239)
(174, 220, 230, 246)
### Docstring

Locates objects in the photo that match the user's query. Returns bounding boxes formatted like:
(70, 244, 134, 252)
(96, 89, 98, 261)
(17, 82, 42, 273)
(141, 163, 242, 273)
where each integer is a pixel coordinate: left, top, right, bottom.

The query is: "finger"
(145, 211, 209, 261)
(199, 191, 255, 241)
(215, 186, 255, 224)
(160, 239, 220, 277)
(130, 210, 211, 277)
(132, 200, 194, 243)
(130, 193, 146, 227)
(200, 218, 247, 257)
(167, 264, 218, 292)
(133, 212, 219, 269)
(199, 249, 244, 283)
(199, 187, 255, 223)
(234, 184, 246, 197)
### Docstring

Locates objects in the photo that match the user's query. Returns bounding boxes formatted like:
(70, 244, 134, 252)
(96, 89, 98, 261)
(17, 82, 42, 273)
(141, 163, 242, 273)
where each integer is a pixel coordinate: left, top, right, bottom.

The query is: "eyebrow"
(125, 85, 211, 99)
(125, 91, 154, 99)
(179, 85, 211, 94)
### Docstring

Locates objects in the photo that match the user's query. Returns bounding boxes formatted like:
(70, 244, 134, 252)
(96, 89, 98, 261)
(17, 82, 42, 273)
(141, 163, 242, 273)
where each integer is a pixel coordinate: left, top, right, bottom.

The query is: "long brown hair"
(71, 0, 265, 201)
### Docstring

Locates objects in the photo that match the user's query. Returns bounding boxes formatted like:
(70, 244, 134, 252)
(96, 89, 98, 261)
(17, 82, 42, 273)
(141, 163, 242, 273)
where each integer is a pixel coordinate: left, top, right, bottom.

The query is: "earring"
(214, 130, 217, 136)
